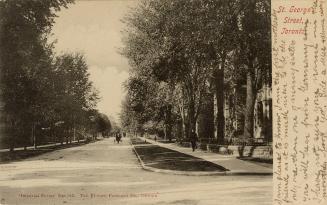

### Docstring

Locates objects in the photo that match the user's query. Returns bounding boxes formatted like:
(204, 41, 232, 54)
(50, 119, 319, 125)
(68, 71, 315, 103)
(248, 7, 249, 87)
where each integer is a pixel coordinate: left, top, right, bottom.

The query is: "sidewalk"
(140, 137, 272, 175)
(0, 140, 86, 153)
(0, 139, 90, 163)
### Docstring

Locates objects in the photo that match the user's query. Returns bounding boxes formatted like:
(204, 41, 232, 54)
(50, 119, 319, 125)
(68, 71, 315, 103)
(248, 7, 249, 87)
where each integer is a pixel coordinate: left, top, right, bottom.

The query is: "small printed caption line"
(18, 193, 159, 199)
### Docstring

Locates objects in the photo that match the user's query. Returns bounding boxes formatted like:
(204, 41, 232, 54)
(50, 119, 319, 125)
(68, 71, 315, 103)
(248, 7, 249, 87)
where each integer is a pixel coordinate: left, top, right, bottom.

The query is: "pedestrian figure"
(119, 133, 122, 142)
(116, 132, 121, 144)
(190, 129, 198, 152)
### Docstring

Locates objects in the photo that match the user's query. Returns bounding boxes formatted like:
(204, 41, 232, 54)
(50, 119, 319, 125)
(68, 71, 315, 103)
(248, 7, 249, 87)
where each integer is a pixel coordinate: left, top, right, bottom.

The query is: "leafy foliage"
(121, 0, 271, 141)
(0, 0, 101, 149)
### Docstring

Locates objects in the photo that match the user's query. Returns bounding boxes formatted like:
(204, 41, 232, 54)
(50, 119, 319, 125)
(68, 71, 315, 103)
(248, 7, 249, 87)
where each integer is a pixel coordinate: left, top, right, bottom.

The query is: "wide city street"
(0, 138, 272, 205)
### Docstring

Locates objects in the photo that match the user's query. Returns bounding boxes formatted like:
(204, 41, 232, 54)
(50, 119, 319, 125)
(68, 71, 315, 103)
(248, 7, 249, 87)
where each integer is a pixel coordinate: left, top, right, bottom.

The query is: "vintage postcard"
(272, 0, 327, 205)
(0, 0, 325, 205)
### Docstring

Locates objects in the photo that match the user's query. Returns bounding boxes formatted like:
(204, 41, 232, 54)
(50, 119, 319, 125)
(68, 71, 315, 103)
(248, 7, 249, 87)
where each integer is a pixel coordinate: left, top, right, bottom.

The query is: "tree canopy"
(121, 0, 271, 143)
(0, 0, 102, 150)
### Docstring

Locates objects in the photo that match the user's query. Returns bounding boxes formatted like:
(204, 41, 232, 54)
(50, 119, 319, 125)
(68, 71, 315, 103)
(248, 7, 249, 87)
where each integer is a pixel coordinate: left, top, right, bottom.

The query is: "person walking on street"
(116, 132, 121, 144)
(190, 129, 198, 152)
(118, 133, 122, 143)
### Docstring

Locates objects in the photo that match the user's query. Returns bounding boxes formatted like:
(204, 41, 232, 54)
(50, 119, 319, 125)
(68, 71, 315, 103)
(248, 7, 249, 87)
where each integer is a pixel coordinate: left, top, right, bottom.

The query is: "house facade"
(197, 83, 272, 145)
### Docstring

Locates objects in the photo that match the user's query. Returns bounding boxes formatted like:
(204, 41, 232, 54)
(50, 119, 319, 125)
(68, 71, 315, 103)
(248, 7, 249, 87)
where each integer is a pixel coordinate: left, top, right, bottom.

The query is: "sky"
(51, 0, 139, 124)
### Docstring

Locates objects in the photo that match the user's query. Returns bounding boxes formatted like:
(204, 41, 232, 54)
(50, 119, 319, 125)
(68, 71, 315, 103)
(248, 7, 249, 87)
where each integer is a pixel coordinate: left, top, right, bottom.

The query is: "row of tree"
(0, 0, 111, 150)
(120, 0, 271, 143)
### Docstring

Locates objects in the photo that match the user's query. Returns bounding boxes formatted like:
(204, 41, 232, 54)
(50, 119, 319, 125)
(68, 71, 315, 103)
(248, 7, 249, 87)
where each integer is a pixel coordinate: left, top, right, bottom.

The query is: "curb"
(130, 140, 272, 176)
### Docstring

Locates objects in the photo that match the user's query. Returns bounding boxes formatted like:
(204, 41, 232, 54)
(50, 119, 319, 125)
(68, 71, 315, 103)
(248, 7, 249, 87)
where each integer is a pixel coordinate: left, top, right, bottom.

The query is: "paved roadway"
(0, 138, 272, 205)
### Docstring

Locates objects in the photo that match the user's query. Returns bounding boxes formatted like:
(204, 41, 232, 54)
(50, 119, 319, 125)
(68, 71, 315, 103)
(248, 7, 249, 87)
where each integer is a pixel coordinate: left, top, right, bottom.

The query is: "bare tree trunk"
(60, 129, 63, 145)
(32, 123, 37, 149)
(70, 128, 72, 144)
(9, 135, 14, 152)
(188, 98, 196, 140)
(243, 71, 256, 141)
(165, 105, 172, 142)
(73, 124, 76, 142)
(179, 106, 186, 141)
(198, 91, 215, 142)
(216, 67, 225, 144)
(9, 120, 16, 152)
(66, 129, 69, 144)
(179, 89, 186, 141)
(163, 124, 167, 141)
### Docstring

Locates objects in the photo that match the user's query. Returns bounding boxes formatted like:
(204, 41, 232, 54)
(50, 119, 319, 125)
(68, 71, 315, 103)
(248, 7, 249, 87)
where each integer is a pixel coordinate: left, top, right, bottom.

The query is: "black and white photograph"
(0, 0, 272, 204)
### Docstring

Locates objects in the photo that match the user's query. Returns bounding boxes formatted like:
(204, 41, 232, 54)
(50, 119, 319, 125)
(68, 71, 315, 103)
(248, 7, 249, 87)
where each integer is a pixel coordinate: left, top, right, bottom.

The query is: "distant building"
(253, 84, 272, 143)
(223, 82, 272, 145)
(197, 82, 272, 145)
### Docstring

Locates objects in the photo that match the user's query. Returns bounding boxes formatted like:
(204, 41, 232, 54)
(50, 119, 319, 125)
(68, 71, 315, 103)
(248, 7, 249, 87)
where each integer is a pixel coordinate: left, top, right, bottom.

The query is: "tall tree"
(236, 0, 271, 140)
(121, 0, 271, 144)
(189, 0, 238, 143)
(122, 0, 214, 139)
(53, 53, 99, 143)
(0, 0, 74, 149)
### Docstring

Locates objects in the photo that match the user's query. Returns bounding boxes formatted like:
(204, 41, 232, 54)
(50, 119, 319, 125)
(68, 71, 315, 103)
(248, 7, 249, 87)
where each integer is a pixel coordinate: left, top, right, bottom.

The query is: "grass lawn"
(131, 137, 228, 172)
